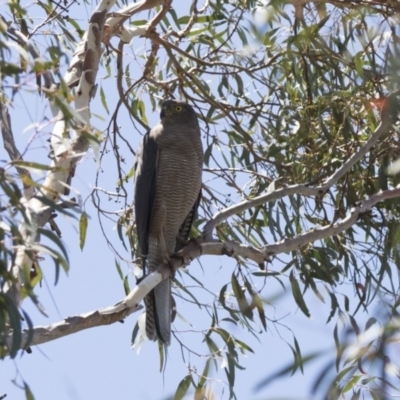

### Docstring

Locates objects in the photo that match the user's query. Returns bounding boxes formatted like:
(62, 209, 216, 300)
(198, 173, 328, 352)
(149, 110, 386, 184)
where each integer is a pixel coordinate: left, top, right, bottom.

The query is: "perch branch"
(6, 186, 400, 356)
(194, 188, 400, 265)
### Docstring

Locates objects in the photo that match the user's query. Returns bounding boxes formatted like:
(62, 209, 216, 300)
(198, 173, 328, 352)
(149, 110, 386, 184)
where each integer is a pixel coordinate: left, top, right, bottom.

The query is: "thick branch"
(4, 271, 161, 355)
(181, 188, 400, 264)
(103, 0, 164, 43)
(108, 0, 172, 45)
(6, 301, 141, 354)
(4, 0, 115, 307)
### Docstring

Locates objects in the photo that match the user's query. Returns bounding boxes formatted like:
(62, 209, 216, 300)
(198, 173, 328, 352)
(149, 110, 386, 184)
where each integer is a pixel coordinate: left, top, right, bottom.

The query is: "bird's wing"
(134, 130, 159, 268)
(175, 188, 202, 252)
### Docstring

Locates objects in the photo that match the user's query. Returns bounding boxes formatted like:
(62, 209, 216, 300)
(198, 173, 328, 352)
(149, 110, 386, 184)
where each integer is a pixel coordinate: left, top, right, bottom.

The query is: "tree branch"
(261, 187, 400, 256)
(202, 94, 399, 241)
(103, 0, 164, 44)
(286, 0, 400, 13)
(4, 0, 116, 307)
(5, 271, 162, 355)
(177, 188, 400, 266)
(6, 300, 141, 354)
(4, 185, 399, 355)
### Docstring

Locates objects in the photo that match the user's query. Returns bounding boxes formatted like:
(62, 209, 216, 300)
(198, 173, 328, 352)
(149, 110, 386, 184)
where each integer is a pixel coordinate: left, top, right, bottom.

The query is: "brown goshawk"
(134, 100, 203, 345)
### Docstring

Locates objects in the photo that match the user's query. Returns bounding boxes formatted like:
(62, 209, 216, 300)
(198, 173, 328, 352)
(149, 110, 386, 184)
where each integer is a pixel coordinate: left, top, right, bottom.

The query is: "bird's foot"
(166, 256, 176, 279)
(175, 236, 188, 247)
(171, 238, 202, 268)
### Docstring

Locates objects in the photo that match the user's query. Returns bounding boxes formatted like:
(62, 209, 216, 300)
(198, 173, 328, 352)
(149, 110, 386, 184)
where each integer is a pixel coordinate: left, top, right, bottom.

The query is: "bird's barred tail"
(144, 291, 157, 341)
(153, 278, 171, 345)
(145, 279, 171, 346)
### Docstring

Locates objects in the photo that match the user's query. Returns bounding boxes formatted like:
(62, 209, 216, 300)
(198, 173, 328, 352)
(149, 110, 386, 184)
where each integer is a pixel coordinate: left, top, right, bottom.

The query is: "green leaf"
(334, 323, 343, 371)
(115, 259, 123, 280)
(205, 336, 220, 366)
(365, 317, 377, 331)
(255, 352, 321, 391)
(3, 293, 21, 358)
(293, 337, 304, 373)
(354, 51, 364, 78)
(196, 359, 211, 394)
(335, 366, 356, 385)
(117, 216, 127, 251)
(254, 293, 267, 330)
(349, 315, 360, 336)
(99, 86, 109, 114)
(289, 270, 311, 318)
(123, 275, 130, 296)
(37, 228, 69, 266)
(327, 290, 338, 323)
(173, 374, 192, 400)
(79, 212, 88, 250)
(370, 390, 381, 400)
(219, 283, 239, 322)
(234, 338, 254, 354)
(231, 273, 253, 319)
(24, 382, 35, 400)
(342, 375, 361, 393)
(30, 243, 69, 284)
(11, 161, 53, 170)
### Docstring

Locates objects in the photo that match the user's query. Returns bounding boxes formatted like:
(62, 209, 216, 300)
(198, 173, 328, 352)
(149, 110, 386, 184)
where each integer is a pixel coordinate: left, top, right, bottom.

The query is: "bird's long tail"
(145, 278, 171, 346)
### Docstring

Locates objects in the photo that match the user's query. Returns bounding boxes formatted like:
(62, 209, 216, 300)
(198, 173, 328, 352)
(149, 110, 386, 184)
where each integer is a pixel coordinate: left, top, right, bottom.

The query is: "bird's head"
(160, 100, 198, 124)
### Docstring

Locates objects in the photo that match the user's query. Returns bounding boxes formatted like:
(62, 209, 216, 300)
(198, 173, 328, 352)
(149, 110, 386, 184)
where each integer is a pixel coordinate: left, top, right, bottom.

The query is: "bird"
(134, 100, 203, 345)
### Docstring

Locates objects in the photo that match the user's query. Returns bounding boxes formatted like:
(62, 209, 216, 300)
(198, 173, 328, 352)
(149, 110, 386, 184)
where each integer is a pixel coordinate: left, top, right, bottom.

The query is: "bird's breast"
(148, 147, 202, 253)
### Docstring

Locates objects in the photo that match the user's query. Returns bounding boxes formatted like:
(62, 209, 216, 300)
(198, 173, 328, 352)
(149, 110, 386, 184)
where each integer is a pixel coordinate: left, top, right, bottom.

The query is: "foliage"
(2, 0, 400, 399)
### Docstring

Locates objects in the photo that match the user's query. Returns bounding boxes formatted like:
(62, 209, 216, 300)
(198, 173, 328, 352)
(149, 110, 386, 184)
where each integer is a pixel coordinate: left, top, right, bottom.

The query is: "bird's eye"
(175, 106, 182, 112)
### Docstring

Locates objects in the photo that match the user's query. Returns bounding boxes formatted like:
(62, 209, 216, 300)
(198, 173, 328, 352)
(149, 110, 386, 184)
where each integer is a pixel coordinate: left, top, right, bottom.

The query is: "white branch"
(4, 0, 116, 307)
(103, 0, 172, 46)
(5, 271, 162, 355)
(181, 188, 400, 265)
